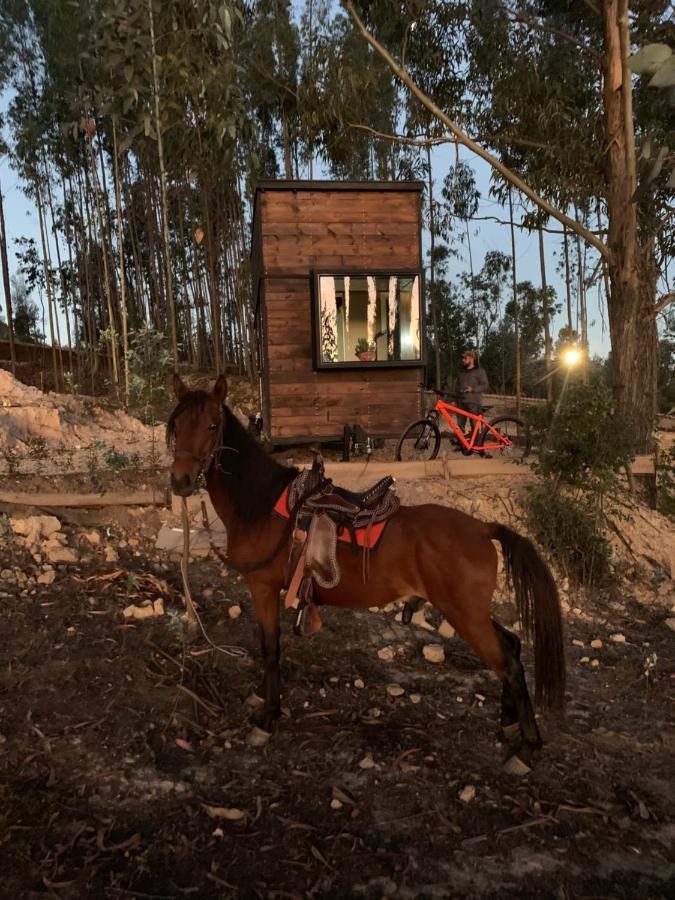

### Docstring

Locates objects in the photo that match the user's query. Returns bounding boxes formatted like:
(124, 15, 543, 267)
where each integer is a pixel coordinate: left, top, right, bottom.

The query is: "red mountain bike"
(396, 394, 531, 461)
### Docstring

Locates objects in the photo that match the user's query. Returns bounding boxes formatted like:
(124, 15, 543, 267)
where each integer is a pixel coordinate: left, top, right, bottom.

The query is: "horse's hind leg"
(493, 620, 542, 769)
(492, 619, 521, 740)
(456, 615, 542, 770)
(249, 584, 281, 732)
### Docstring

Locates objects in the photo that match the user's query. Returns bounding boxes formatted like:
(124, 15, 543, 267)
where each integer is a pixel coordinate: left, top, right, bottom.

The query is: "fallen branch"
(0, 489, 165, 508)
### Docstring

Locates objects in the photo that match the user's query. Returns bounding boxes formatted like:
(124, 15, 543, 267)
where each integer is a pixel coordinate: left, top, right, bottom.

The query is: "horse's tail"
(491, 523, 566, 710)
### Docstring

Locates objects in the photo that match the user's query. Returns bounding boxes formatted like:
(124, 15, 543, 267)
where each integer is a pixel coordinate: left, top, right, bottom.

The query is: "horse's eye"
(208, 423, 217, 431)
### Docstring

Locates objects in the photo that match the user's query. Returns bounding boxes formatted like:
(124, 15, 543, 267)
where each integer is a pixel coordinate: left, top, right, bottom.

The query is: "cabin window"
(314, 272, 423, 368)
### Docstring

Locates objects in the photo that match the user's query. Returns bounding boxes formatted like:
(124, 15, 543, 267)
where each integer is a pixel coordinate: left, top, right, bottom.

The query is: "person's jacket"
(447, 366, 490, 407)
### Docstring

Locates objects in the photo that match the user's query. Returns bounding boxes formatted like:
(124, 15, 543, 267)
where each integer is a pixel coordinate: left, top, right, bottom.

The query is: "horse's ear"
(173, 374, 188, 400)
(211, 374, 228, 405)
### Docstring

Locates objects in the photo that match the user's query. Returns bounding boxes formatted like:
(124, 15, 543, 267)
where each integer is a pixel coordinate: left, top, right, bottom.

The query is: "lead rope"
(180, 496, 246, 658)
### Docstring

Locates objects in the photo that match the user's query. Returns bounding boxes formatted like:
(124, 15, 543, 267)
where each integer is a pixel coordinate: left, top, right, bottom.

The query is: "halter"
(173, 412, 237, 488)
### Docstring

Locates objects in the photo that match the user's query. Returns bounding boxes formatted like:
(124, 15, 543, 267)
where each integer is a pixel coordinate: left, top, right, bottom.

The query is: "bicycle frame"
(432, 399, 512, 452)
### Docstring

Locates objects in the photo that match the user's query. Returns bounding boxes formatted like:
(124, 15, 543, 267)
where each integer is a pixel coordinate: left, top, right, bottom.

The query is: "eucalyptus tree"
(346, 0, 674, 450)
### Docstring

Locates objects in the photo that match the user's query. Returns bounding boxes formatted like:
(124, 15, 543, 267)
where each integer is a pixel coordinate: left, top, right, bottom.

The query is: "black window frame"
(311, 268, 425, 371)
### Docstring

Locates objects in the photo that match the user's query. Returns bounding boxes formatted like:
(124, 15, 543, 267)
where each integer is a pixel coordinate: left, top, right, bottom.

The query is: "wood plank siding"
(253, 182, 425, 442)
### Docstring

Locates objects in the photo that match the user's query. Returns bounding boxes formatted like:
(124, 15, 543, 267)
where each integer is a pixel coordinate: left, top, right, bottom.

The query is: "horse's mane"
(167, 392, 298, 528)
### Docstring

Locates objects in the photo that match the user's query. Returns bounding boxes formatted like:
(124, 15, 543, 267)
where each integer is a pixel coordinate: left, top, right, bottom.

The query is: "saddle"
(275, 455, 400, 637)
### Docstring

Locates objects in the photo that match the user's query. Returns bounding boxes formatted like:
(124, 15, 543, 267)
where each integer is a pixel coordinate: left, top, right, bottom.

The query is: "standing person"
(446, 349, 489, 438)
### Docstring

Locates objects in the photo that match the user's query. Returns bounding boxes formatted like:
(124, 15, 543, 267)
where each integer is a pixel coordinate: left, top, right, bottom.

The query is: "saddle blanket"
(273, 485, 389, 550)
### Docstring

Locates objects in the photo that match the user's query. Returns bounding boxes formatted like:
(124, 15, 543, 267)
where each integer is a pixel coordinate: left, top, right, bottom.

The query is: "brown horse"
(168, 375, 565, 770)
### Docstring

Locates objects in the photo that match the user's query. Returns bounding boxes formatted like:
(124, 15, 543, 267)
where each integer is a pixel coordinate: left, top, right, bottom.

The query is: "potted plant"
(354, 337, 376, 362)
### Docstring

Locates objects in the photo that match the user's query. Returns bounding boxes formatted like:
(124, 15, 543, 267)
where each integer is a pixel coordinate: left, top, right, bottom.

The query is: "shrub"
(523, 384, 632, 586)
(525, 487, 612, 587)
(656, 444, 675, 517)
(525, 383, 635, 492)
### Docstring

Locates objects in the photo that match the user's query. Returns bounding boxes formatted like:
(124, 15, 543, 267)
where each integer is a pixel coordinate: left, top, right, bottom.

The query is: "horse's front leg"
(249, 583, 281, 732)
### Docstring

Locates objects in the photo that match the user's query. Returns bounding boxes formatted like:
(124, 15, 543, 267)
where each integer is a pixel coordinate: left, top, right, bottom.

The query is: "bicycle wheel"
(396, 419, 441, 461)
(483, 416, 531, 460)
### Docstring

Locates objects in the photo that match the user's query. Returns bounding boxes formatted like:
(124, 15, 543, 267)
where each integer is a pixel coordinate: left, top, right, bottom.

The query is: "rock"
(422, 643, 445, 664)
(665, 618, 675, 632)
(123, 603, 160, 620)
(1, 568, 14, 583)
(409, 693, 422, 704)
(458, 784, 476, 803)
(202, 588, 215, 600)
(228, 604, 242, 619)
(572, 639, 585, 647)
(353, 678, 365, 690)
(330, 798, 343, 810)
(246, 726, 271, 748)
(610, 633, 626, 643)
(590, 639, 603, 649)
(438, 620, 455, 639)
(591, 659, 600, 668)
(153, 598, 165, 616)
(82, 531, 101, 547)
(410, 608, 434, 632)
(387, 685, 405, 698)
(44, 545, 79, 565)
(377, 646, 395, 662)
(580, 656, 590, 663)
(37, 571, 56, 585)
(503, 755, 532, 776)
(104, 546, 119, 563)
(11, 515, 61, 539)
(359, 753, 376, 770)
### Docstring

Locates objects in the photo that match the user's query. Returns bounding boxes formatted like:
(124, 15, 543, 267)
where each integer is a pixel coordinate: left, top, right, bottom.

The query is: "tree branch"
(654, 291, 675, 316)
(343, 0, 610, 261)
(509, 13, 602, 61)
(348, 121, 552, 150)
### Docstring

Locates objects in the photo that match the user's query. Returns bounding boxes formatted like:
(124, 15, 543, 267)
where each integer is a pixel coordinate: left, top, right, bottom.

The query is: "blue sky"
(0, 84, 611, 357)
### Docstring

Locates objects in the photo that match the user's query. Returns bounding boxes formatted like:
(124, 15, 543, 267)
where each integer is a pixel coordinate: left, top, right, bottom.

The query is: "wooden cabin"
(251, 180, 425, 444)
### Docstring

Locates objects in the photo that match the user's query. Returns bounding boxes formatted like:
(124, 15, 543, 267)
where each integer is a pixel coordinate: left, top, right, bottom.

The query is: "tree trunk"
(148, 0, 179, 368)
(508, 189, 521, 415)
(426, 143, 441, 391)
(602, 0, 658, 453)
(112, 116, 130, 404)
(0, 183, 17, 375)
(563, 225, 573, 333)
(538, 226, 553, 402)
(88, 133, 120, 388)
(36, 188, 61, 392)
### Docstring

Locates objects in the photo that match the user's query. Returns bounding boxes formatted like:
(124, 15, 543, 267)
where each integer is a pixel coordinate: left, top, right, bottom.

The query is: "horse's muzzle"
(171, 472, 196, 497)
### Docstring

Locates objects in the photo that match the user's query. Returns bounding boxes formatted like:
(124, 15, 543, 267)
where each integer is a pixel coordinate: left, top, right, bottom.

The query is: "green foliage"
(9, 275, 42, 344)
(523, 383, 637, 586)
(656, 444, 675, 517)
(525, 383, 635, 491)
(525, 487, 612, 587)
(354, 337, 375, 355)
(127, 324, 170, 409)
(103, 446, 139, 473)
(1, 446, 22, 475)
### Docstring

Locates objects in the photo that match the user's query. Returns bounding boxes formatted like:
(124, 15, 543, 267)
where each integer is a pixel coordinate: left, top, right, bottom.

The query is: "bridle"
(173, 411, 237, 489)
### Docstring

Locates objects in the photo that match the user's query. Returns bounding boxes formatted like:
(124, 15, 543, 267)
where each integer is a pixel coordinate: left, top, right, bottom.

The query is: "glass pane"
(317, 274, 421, 364)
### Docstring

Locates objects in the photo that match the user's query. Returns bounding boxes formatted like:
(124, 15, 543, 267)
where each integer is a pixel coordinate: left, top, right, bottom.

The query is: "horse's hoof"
(503, 754, 532, 776)
(246, 725, 272, 748)
(500, 722, 521, 741)
(245, 692, 265, 710)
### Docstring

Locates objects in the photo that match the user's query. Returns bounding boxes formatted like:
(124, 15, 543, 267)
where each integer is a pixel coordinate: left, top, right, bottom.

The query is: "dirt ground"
(1, 473, 675, 900)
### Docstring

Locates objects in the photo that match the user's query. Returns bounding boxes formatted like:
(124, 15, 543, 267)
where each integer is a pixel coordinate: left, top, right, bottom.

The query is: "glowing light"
(562, 347, 582, 368)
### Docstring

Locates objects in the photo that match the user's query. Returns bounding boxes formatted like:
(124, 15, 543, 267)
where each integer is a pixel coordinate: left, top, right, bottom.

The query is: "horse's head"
(167, 374, 228, 496)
